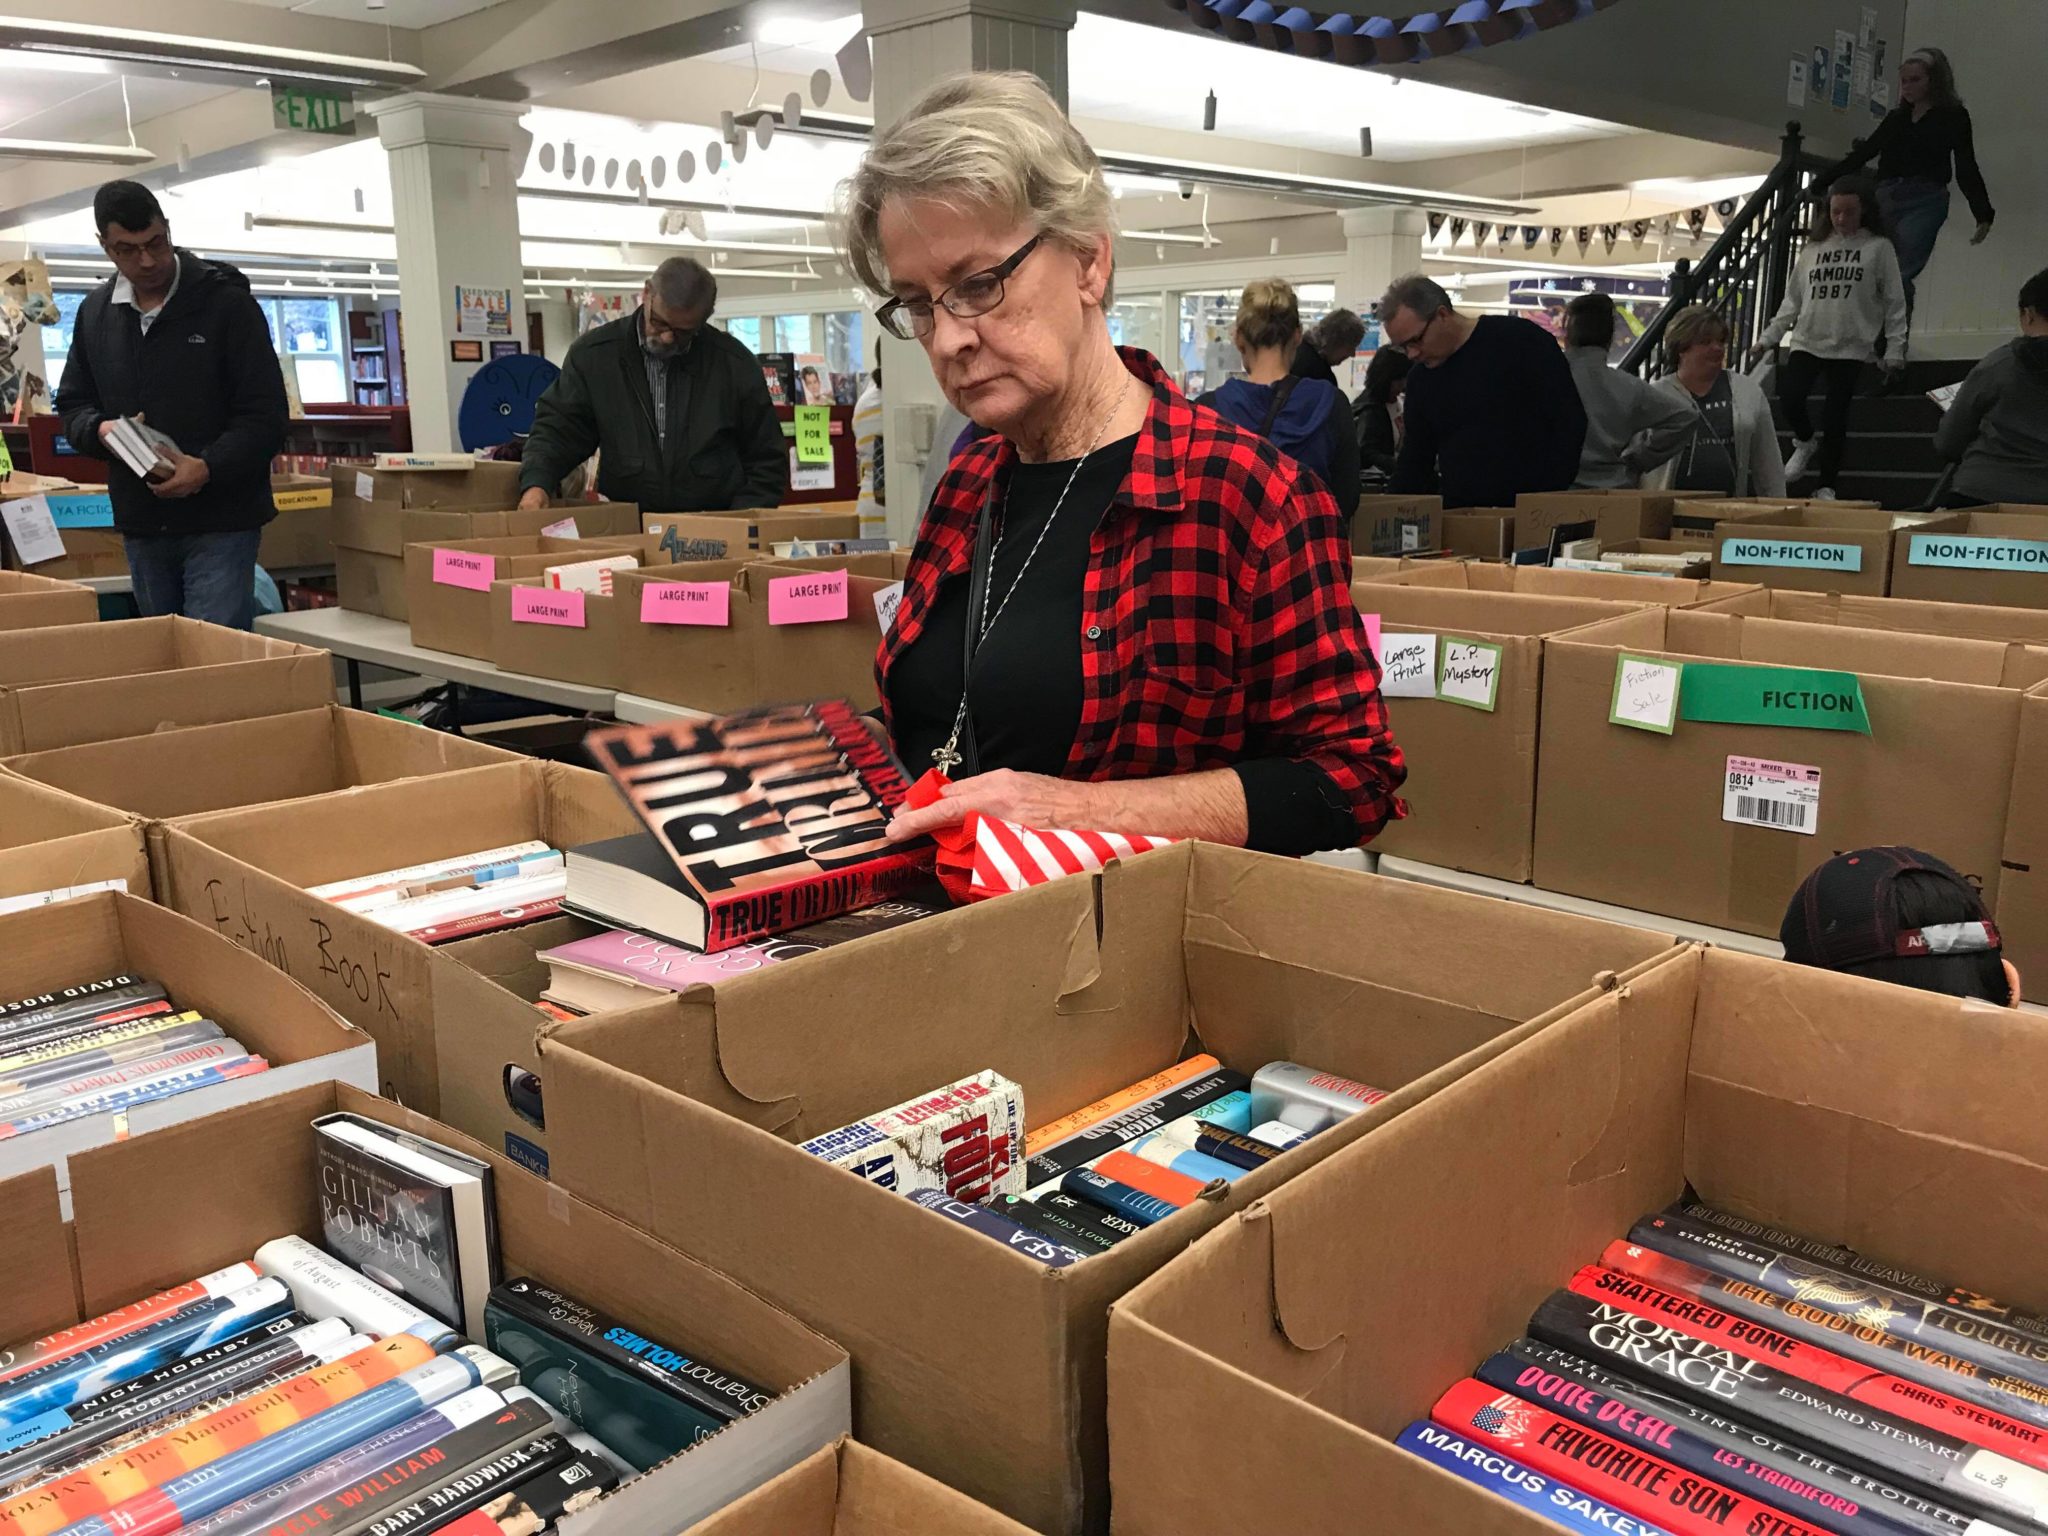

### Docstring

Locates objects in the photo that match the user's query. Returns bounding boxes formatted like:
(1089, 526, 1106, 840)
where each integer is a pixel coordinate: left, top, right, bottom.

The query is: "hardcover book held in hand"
(577, 701, 931, 952)
(313, 1113, 500, 1337)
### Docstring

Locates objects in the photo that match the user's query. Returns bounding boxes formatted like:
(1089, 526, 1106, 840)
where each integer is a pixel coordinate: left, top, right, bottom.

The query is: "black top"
(54, 252, 288, 536)
(1833, 102, 1995, 226)
(1356, 398, 1400, 479)
(519, 310, 787, 512)
(1390, 315, 1587, 509)
(1671, 373, 1738, 494)
(888, 435, 1357, 856)
(1290, 339, 1341, 391)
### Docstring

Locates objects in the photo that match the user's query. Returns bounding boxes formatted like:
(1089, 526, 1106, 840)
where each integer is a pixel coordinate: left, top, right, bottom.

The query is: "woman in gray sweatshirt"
(1749, 177, 1909, 499)
(1935, 268, 2048, 507)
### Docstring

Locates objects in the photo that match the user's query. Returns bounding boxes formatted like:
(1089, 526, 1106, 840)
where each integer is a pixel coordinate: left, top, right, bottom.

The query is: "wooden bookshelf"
(348, 307, 406, 406)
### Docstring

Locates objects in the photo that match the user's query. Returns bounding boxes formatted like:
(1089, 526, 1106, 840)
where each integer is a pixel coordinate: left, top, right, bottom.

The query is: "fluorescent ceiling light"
(0, 137, 151, 164)
(518, 189, 835, 223)
(1119, 229, 1209, 246)
(1426, 254, 1671, 280)
(753, 13, 858, 48)
(245, 213, 836, 260)
(0, 16, 426, 89)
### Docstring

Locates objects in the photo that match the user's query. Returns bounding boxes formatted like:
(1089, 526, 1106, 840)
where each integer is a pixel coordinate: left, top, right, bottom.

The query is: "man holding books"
(54, 181, 288, 629)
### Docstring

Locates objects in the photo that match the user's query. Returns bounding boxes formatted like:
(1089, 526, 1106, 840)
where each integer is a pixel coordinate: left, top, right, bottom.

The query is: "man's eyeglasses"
(104, 232, 170, 262)
(1390, 310, 1438, 360)
(876, 234, 1043, 342)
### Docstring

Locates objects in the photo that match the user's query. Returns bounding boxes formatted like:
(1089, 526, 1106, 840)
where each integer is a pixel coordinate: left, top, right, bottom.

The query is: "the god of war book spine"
(1529, 1285, 2048, 1528)
(1024, 1068, 1249, 1190)
(1480, 1340, 1985, 1536)
(1567, 1264, 2048, 1474)
(1633, 1211, 2048, 1400)
(582, 702, 931, 953)
(800, 1070, 1025, 1203)
(1605, 1239, 2048, 1435)
(0, 976, 162, 1029)
(906, 1191, 1091, 1268)
(1397, 1421, 1677, 1536)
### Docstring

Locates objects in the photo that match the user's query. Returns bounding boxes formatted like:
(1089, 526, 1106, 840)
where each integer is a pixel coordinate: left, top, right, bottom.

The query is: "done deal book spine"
(1396, 1422, 1676, 1536)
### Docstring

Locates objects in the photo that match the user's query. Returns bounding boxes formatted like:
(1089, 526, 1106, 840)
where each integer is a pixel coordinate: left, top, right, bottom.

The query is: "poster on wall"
(1867, 37, 1889, 112)
(1809, 45, 1830, 101)
(1832, 30, 1855, 110)
(1859, 6, 1877, 47)
(456, 285, 512, 338)
(1787, 55, 1809, 108)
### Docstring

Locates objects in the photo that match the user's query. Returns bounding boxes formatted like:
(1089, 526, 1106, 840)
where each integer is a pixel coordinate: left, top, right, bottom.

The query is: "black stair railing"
(1621, 123, 1833, 378)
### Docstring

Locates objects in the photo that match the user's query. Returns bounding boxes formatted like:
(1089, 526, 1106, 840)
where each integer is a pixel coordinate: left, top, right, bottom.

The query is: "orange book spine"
(1090, 1150, 1205, 1209)
(0, 1336, 433, 1536)
(1023, 1055, 1221, 1157)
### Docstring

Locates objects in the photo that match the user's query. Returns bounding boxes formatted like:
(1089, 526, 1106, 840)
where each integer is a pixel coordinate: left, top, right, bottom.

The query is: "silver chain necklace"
(931, 391, 1123, 773)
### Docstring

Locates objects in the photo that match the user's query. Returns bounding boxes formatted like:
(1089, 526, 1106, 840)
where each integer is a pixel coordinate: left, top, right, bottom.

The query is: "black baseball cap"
(1780, 846, 1999, 971)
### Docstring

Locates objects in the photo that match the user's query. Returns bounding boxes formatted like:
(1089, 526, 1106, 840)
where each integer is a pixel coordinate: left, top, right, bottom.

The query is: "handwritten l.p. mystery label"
(767, 569, 849, 625)
(640, 580, 730, 626)
(511, 586, 586, 628)
(1610, 653, 1685, 735)
(1378, 632, 1438, 699)
(1359, 612, 1383, 662)
(1437, 636, 1503, 711)
(874, 580, 904, 634)
(431, 548, 494, 590)
(539, 515, 580, 538)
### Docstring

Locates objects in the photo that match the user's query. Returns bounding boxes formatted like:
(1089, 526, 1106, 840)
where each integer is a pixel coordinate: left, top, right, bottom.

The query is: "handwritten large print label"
(1719, 536, 1864, 572)
(1377, 632, 1437, 699)
(1908, 534, 2048, 572)
(1680, 663, 1871, 734)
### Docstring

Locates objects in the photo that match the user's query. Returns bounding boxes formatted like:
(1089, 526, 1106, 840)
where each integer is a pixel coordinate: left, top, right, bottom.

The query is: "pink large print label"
(512, 587, 586, 627)
(767, 569, 849, 625)
(432, 548, 494, 590)
(640, 580, 730, 626)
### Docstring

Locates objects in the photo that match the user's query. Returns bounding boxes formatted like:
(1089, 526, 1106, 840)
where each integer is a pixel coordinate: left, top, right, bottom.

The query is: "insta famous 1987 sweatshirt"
(1756, 229, 1909, 364)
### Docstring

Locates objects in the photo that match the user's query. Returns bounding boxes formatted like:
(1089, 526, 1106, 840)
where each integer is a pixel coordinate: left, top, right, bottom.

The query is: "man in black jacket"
(518, 257, 785, 514)
(55, 181, 287, 629)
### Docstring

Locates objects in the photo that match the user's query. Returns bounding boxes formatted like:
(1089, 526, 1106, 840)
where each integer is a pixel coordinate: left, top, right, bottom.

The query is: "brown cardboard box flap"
(1356, 583, 1652, 638)
(0, 771, 149, 905)
(0, 570, 96, 631)
(682, 1440, 1037, 1535)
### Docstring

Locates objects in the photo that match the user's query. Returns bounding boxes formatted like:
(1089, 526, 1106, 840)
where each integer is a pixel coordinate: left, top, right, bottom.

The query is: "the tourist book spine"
(906, 1191, 1091, 1268)
(1396, 1422, 1676, 1536)
(0, 1281, 292, 1430)
(1479, 1342, 1980, 1536)
(799, 1070, 1025, 1203)
(254, 1238, 459, 1351)
(1629, 1211, 2048, 1400)
(1603, 1240, 2048, 1434)
(1670, 1204, 2048, 1345)
(1432, 1377, 1840, 1536)
(1529, 1285, 2048, 1528)
(582, 701, 930, 954)
(1059, 1170, 1178, 1228)
(1024, 1068, 1251, 1191)
(349, 1434, 576, 1536)
(1568, 1265, 2048, 1473)
(0, 1057, 267, 1142)
(1022, 1056, 1223, 1157)
(0, 1040, 253, 1121)
(0, 1265, 262, 1389)
(993, 1195, 1115, 1253)
(0, 1015, 213, 1082)
(315, 1124, 464, 1332)
(1030, 1191, 1141, 1247)
(484, 1278, 768, 1425)
(436, 1448, 619, 1536)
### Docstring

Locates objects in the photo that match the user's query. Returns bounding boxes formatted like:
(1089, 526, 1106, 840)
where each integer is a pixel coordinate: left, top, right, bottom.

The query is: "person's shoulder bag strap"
(1259, 374, 1299, 437)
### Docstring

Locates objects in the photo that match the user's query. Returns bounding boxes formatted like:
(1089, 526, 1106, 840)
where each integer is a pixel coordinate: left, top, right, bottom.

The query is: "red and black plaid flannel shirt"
(877, 347, 1407, 844)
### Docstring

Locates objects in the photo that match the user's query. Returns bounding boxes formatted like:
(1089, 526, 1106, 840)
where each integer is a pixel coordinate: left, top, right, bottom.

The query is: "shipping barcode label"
(1722, 755, 1819, 835)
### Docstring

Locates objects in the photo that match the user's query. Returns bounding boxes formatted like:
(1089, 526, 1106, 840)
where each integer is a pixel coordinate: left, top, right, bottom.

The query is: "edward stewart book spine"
(1396, 1422, 1675, 1536)
(1024, 1069, 1250, 1190)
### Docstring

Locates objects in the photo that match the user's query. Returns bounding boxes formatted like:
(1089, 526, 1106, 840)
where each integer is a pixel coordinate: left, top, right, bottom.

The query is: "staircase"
(1769, 358, 1973, 509)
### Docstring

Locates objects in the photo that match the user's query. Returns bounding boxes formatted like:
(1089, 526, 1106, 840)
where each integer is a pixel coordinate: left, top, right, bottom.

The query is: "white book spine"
(308, 841, 554, 903)
(254, 1235, 458, 1349)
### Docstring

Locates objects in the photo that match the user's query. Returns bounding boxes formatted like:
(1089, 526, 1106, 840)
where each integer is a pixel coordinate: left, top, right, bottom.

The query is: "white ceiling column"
(1338, 206, 1425, 321)
(369, 93, 530, 454)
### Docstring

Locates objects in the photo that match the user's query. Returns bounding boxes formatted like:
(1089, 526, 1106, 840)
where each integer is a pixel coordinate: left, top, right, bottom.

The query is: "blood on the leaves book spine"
(1030, 1191, 1141, 1247)
(1059, 1170, 1178, 1228)
(994, 1195, 1116, 1253)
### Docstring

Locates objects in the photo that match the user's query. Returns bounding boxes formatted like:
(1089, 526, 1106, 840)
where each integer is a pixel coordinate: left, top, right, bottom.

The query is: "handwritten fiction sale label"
(431, 548, 494, 591)
(1718, 536, 1864, 572)
(768, 569, 849, 625)
(1436, 637, 1503, 712)
(1378, 632, 1438, 699)
(1610, 654, 1685, 735)
(640, 580, 731, 626)
(511, 587, 586, 628)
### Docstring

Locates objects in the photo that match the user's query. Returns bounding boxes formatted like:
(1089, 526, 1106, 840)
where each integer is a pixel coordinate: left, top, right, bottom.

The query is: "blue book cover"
(1397, 1422, 1674, 1536)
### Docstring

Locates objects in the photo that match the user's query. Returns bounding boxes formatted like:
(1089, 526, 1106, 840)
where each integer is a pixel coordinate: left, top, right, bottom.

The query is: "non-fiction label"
(511, 587, 585, 627)
(1437, 637, 1502, 712)
(431, 548, 493, 590)
(1722, 755, 1820, 835)
(873, 580, 904, 634)
(767, 569, 848, 624)
(1378, 632, 1437, 699)
(0, 495, 65, 567)
(539, 515, 579, 538)
(1680, 662, 1871, 733)
(1359, 612, 1383, 663)
(1718, 536, 1864, 572)
(640, 580, 730, 626)
(354, 471, 376, 502)
(794, 403, 833, 464)
(1609, 654, 1684, 735)
(46, 492, 115, 529)
(1908, 534, 2048, 572)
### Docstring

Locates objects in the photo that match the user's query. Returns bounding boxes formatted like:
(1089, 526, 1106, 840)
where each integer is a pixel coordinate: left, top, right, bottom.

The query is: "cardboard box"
(0, 1080, 853, 1534)
(0, 772, 148, 908)
(1590, 537, 1715, 577)
(1379, 561, 1756, 608)
(1513, 490, 1720, 554)
(1107, 944, 2040, 1536)
(0, 616, 332, 754)
(0, 569, 96, 631)
(1352, 555, 1458, 584)
(1531, 606, 2048, 933)
(536, 843, 1678, 1532)
(489, 577, 627, 690)
(2, 706, 518, 889)
(0, 481, 126, 578)
(155, 759, 639, 1127)
(1888, 507, 2048, 610)
(642, 509, 864, 562)
(1354, 494, 1442, 557)
(616, 559, 897, 713)
(1709, 506, 1963, 595)
(1349, 587, 1654, 881)
(402, 533, 658, 660)
(1438, 509, 1514, 561)
(682, 1440, 1035, 1536)
(257, 474, 336, 569)
(0, 892, 374, 1188)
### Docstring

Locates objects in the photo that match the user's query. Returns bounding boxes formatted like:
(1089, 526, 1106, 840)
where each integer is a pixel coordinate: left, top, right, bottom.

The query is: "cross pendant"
(931, 739, 963, 773)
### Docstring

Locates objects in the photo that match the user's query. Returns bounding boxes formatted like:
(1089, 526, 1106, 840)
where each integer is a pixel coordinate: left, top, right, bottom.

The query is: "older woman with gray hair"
(1642, 305, 1787, 501)
(846, 71, 1404, 856)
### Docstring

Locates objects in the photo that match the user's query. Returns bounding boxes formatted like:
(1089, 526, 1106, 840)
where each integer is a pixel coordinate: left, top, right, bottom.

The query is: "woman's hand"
(1745, 343, 1771, 369)
(886, 769, 1099, 843)
(1971, 221, 1993, 246)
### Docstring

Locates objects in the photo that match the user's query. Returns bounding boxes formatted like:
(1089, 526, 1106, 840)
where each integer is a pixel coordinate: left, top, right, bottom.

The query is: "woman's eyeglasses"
(876, 234, 1043, 341)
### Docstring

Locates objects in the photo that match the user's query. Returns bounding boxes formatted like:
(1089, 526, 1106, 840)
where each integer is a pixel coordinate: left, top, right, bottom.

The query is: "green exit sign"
(271, 83, 357, 137)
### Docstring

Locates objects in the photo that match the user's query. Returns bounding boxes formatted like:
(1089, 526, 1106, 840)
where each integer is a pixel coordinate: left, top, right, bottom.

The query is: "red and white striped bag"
(903, 769, 1175, 903)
